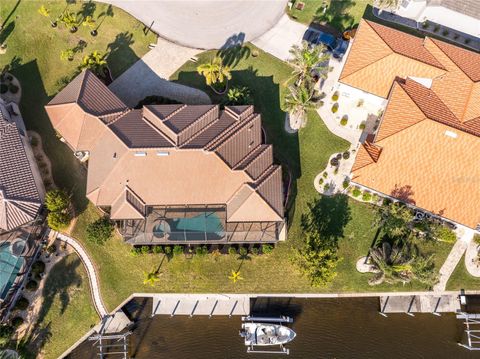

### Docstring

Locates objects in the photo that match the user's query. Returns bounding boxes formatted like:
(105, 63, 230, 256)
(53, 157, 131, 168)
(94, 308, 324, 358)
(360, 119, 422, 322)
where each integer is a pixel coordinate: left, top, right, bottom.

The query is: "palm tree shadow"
(0, 21, 15, 46)
(0, 0, 21, 29)
(313, 0, 357, 32)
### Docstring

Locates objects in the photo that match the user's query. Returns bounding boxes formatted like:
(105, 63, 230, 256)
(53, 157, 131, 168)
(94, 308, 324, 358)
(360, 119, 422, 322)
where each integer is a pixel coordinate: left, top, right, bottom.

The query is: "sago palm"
(368, 242, 413, 285)
(81, 51, 107, 74)
(197, 57, 232, 86)
(60, 11, 79, 31)
(38, 5, 57, 27)
(284, 83, 323, 128)
(288, 41, 330, 85)
(228, 270, 243, 283)
(60, 49, 74, 62)
(82, 15, 96, 29)
(143, 269, 161, 287)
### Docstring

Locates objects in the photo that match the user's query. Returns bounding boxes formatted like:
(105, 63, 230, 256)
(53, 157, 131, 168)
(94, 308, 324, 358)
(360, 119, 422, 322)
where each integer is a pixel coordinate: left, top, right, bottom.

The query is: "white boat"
(240, 322, 296, 346)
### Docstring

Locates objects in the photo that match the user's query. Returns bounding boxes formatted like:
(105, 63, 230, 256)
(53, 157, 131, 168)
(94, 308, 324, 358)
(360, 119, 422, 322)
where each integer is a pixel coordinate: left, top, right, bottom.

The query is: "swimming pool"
(153, 212, 225, 241)
(0, 242, 25, 300)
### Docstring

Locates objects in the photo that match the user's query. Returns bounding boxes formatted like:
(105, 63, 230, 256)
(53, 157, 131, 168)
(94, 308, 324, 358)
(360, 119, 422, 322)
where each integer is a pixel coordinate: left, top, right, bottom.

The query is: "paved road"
(98, 0, 287, 49)
(109, 37, 211, 107)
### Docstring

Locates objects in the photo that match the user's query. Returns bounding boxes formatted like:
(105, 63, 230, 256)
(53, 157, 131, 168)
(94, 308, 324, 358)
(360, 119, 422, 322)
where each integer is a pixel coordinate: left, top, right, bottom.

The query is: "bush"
(342, 179, 349, 189)
(261, 244, 273, 254)
(333, 168, 338, 175)
(322, 172, 328, 178)
(14, 297, 29, 311)
(228, 246, 237, 255)
(324, 183, 330, 192)
(173, 245, 183, 256)
(46, 244, 56, 254)
(195, 245, 208, 256)
(340, 116, 348, 126)
(362, 191, 372, 201)
(421, 21, 428, 29)
(47, 211, 70, 230)
(0, 324, 14, 346)
(141, 245, 150, 255)
(226, 86, 252, 106)
(11, 317, 23, 328)
(357, 99, 364, 107)
(331, 91, 339, 101)
(250, 247, 259, 255)
(465, 38, 471, 44)
(45, 189, 70, 212)
(330, 157, 339, 167)
(8, 84, 18, 94)
(359, 122, 366, 130)
(433, 25, 440, 32)
(331, 103, 339, 113)
(352, 188, 361, 197)
(239, 246, 248, 257)
(319, 178, 324, 185)
(474, 234, 480, 245)
(164, 246, 172, 256)
(26, 280, 38, 291)
(86, 217, 114, 245)
(152, 246, 163, 254)
(434, 225, 457, 243)
(0, 84, 7, 94)
(130, 247, 141, 256)
(442, 30, 449, 36)
(31, 260, 45, 275)
(342, 151, 350, 160)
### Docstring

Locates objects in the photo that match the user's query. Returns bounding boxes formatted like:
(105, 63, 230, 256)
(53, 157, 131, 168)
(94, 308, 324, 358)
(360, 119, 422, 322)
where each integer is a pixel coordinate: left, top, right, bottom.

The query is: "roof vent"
(134, 151, 147, 157)
(445, 130, 457, 139)
(156, 151, 170, 156)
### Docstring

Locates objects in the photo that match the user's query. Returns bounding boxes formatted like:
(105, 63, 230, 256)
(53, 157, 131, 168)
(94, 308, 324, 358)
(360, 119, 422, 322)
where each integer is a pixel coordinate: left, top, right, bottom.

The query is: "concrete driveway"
(109, 37, 211, 107)
(252, 14, 308, 61)
(98, 0, 287, 49)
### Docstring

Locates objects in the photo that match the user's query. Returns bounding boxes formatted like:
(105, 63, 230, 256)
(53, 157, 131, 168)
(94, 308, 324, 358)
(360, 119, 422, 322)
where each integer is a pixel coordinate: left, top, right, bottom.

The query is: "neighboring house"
(45, 70, 286, 245)
(396, 0, 480, 38)
(340, 19, 480, 230)
(0, 98, 44, 233)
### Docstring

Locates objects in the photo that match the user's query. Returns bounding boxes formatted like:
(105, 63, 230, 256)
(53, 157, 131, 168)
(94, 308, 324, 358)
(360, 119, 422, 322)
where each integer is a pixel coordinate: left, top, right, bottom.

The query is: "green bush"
(0, 84, 7, 94)
(152, 246, 163, 254)
(359, 122, 366, 130)
(352, 188, 361, 197)
(45, 189, 70, 212)
(261, 244, 273, 254)
(434, 225, 457, 243)
(250, 247, 259, 255)
(31, 260, 45, 275)
(47, 211, 70, 230)
(239, 246, 248, 257)
(342, 180, 349, 189)
(130, 247, 141, 256)
(433, 25, 440, 32)
(228, 246, 237, 255)
(322, 172, 328, 178)
(319, 178, 324, 185)
(14, 297, 29, 311)
(330, 157, 339, 167)
(362, 191, 372, 201)
(173, 245, 183, 256)
(474, 234, 480, 245)
(324, 183, 330, 192)
(442, 29, 449, 36)
(195, 245, 208, 256)
(331, 103, 339, 113)
(11, 317, 23, 328)
(164, 246, 172, 256)
(46, 244, 56, 254)
(342, 151, 350, 160)
(331, 91, 339, 101)
(26, 280, 38, 292)
(0, 324, 14, 346)
(226, 86, 252, 106)
(141, 245, 150, 255)
(340, 116, 348, 126)
(8, 84, 19, 94)
(86, 217, 114, 245)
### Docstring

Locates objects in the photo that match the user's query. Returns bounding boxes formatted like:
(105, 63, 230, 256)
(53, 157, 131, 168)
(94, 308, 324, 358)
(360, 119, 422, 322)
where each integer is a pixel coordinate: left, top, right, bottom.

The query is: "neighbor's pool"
(0, 242, 25, 300)
(153, 212, 225, 241)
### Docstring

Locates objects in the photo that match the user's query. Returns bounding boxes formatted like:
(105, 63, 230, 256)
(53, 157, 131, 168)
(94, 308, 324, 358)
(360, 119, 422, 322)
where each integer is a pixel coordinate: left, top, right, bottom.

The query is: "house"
(396, 0, 480, 38)
(340, 19, 480, 230)
(45, 70, 286, 244)
(0, 98, 44, 233)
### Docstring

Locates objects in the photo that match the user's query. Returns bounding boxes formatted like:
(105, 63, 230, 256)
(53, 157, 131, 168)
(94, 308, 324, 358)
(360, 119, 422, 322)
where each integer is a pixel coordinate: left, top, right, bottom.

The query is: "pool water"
(154, 212, 224, 241)
(0, 242, 25, 300)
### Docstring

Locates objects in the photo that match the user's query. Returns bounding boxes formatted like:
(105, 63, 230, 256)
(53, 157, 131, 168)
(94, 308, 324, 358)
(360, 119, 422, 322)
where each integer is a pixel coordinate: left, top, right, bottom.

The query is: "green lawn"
(26, 254, 98, 359)
(287, 0, 372, 31)
(447, 255, 480, 291)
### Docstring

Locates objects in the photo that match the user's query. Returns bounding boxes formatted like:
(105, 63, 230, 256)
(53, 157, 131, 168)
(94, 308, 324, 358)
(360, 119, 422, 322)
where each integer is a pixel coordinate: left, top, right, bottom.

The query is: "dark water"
(69, 297, 476, 359)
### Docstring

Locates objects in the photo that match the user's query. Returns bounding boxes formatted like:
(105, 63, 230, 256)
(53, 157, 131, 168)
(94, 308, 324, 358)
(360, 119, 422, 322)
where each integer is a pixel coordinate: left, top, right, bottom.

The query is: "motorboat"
(240, 322, 296, 346)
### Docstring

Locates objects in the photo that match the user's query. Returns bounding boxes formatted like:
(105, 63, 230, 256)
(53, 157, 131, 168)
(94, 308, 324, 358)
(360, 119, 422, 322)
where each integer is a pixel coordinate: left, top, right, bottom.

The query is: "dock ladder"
(458, 313, 480, 350)
(88, 331, 132, 358)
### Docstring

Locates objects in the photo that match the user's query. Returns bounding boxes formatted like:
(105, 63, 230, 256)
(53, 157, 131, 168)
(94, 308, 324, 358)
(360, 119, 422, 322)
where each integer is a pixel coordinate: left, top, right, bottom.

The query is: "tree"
(59, 11, 80, 32)
(288, 41, 330, 86)
(374, 202, 413, 240)
(297, 247, 337, 286)
(285, 83, 324, 129)
(143, 269, 160, 287)
(368, 242, 413, 285)
(411, 254, 438, 288)
(45, 189, 70, 212)
(228, 270, 243, 283)
(197, 57, 232, 87)
(82, 15, 96, 29)
(226, 86, 252, 105)
(47, 211, 70, 230)
(81, 51, 107, 75)
(86, 217, 114, 245)
(38, 5, 57, 27)
(0, 324, 13, 347)
(60, 49, 74, 62)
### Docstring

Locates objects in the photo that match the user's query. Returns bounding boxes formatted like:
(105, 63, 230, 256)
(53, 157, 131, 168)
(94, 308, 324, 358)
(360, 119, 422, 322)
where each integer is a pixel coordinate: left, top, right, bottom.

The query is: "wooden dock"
(379, 294, 461, 315)
(151, 294, 250, 317)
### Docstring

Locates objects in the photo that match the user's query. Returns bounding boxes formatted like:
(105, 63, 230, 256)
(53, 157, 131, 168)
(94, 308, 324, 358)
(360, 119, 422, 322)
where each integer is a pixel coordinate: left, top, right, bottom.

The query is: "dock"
(151, 294, 250, 317)
(379, 294, 461, 315)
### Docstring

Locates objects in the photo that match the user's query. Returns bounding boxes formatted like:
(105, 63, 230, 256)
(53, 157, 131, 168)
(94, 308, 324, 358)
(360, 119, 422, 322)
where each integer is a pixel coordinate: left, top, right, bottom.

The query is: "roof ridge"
(205, 113, 258, 151)
(178, 105, 217, 136)
(182, 116, 223, 147)
(340, 53, 393, 81)
(163, 104, 187, 122)
(363, 142, 382, 163)
(253, 164, 278, 188)
(107, 108, 133, 126)
(234, 144, 266, 170)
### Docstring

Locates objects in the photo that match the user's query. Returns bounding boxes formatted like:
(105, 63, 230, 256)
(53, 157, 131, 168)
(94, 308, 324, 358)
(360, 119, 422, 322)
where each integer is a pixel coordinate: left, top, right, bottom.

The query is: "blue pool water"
(0, 242, 25, 300)
(153, 212, 224, 241)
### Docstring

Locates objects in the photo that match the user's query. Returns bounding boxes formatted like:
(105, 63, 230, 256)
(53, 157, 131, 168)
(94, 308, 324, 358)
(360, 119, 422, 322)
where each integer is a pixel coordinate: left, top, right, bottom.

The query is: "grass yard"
(447, 255, 480, 291)
(26, 254, 98, 359)
(287, 0, 372, 31)
(0, 0, 156, 208)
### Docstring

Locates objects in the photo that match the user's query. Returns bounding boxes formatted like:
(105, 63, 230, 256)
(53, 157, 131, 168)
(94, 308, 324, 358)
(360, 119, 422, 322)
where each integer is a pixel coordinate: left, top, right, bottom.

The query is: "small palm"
(143, 270, 160, 287)
(197, 57, 231, 86)
(228, 270, 243, 283)
(288, 41, 330, 85)
(38, 5, 50, 18)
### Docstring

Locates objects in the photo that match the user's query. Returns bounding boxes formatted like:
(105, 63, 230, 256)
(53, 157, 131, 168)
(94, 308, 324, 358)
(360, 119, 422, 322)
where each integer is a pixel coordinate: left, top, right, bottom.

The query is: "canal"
(68, 297, 476, 359)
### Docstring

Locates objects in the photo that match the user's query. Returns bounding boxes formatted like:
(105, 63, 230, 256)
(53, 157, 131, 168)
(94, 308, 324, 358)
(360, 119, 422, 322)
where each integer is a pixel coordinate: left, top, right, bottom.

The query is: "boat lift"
(241, 316, 294, 355)
(88, 331, 132, 358)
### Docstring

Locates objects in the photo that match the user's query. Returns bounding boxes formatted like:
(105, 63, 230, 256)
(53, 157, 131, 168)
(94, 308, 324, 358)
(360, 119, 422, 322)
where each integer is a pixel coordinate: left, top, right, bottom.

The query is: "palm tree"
(368, 242, 413, 285)
(60, 49, 74, 62)
(82, 15, 97, 36)
(81, 51, 107, 75)
(288, 41, 330, 86)
(197, 57, 232, 93)
(411, 254, 438, 288)
(284, 83, 324, 129)
(228, 270, 243, 283)
(59, 10, 79, 33)
(143, 269, 161, 287)
(38, 5, 57, 27)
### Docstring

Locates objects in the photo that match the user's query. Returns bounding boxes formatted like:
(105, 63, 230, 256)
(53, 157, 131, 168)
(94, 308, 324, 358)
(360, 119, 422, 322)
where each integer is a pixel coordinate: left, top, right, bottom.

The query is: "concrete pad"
(99, 0, 287, 49)
(380, 294, 460, 313)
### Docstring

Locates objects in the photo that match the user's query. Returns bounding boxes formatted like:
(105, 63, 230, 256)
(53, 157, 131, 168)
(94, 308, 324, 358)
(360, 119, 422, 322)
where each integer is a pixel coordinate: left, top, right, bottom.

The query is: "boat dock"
(151, 294, 250, 317)
(379, 294, 461, 315)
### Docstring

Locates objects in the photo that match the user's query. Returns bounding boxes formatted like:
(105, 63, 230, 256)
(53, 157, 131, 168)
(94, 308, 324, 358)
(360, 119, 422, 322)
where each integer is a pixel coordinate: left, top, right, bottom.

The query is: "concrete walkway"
(434, 228, 473, 292)
(465, 240, 480, 277)
(56, 232, 108, 317)
(99, 0, 287, 49)
(252, 14, 308, 61)
(109, 37, 211, 108)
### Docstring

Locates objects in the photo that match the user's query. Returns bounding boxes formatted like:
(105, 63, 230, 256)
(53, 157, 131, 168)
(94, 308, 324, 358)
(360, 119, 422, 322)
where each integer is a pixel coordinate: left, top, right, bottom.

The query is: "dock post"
(229, 300, 238, 318)
(171, 300, 180, 317)
(209, 300, 218, 318)
(190, 300, 199, 318)
(406, 296, 415, 317)
(379, 296, 389, 317)
(433, 297, 442, 316)
(152, 299, 161, 317)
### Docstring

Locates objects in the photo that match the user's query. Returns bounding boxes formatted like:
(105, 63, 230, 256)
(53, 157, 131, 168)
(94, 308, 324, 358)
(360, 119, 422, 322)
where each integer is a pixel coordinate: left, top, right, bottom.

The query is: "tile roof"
(45, 73, 284, 225)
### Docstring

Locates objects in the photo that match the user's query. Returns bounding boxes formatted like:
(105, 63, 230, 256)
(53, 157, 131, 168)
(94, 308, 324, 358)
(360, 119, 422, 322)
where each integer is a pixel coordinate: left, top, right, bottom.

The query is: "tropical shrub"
(141, 245, 150, 255)
(250, 247, 259, 255)
(375, 202, 413, 240)
(342, 151, 350, 159)
(228, 246, 237, 255)
(26, 280, 38, 291)
(195, 245, 208, 256)
(359, 122, 366, 130)
(130, 247, 141, 256)
(0, 324, 14, 346)
(433, 225, 456, 243)
(86, 217, 114, 245)
(14, 297, 29, 311)
(164, 246, 172, 256)
(81, 51, 107, 75)
(239, 246, 248, 257)
(60, 49, 74, 62)
(261, 244, 273, 254)
(331, 103, 339, 113)
(342, 179, 349, 189)
(226, 86, 252, 105)
(47, 211, 70, 230)
(330, 157, 339, 166)
(46, 244, 57, 254)
(152, 246, 163, 254)
(45, 189, 69, 212)
(319, 178, 324, 185)
(173, 245, 183, 256)
(331, 91, 339, 101)
(197, 56, 231, 86)
(362, 191, 372, 201)
(474, 234, 480, 245)
(340, 116, 348, 126)
(324, 183, 330, 192)
(352, 188, 361, 197)
(322, 172, 328, 178)
(31, 261, 45, 275)
(11, 317, 23, 328)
